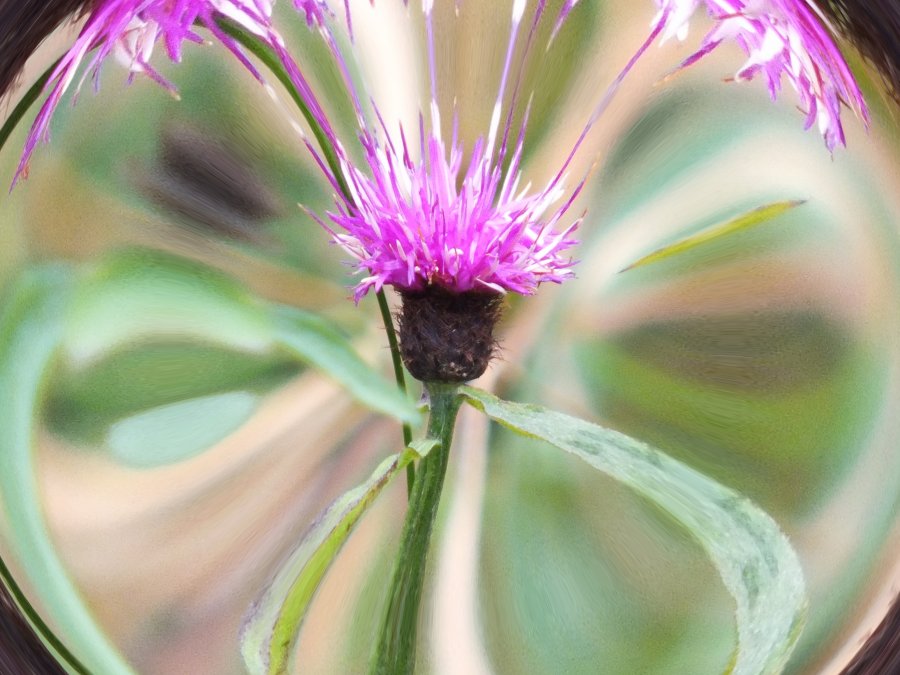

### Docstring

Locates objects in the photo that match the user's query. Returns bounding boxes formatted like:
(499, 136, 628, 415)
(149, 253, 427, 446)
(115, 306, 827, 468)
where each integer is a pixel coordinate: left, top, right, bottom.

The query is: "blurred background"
(2, 1, 900, 673)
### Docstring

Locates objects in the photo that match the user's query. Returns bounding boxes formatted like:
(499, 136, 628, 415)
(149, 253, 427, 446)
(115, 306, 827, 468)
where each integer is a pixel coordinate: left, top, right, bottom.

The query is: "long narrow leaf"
(620, 200, 805, 272)
(462, 386, 806, 675)
(271, 305, 419, 425)
(65, 249, 418, 427)
(240, 440, 436, 675)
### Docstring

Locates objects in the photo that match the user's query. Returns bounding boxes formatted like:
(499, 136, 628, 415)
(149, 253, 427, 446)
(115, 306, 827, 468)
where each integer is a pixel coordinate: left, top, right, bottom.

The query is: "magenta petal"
(653, 0, 869, 150)
(12, 0, 279, 187)
(327, 112, 578, 300)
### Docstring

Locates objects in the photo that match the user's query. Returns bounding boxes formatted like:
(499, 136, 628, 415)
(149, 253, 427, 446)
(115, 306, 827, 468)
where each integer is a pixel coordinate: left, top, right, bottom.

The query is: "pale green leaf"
(408, 438, 440, 458)
(54, 249, 416, 464)
(46, 344, 296, 449)
(621, 200, 805, 272)
(241, 443, 431, 675)
(0, 266, 136, 675)
(461, 387, 807, 675)
(271, 305, 420, 425)
(106, 391, 259, 468)
(52, 248, 293, 466)
(63, 248, 275, 366)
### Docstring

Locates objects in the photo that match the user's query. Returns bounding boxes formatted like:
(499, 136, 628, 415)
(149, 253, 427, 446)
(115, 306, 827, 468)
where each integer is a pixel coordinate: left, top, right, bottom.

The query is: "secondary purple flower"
(652, 0, 869, 150)
(15, 0, 276, 185)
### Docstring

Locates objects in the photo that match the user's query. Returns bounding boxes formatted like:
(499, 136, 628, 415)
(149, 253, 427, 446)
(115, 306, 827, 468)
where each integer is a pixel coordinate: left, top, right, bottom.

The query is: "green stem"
(215, 18, 351, 200)
(376, 289, 415, 494)
(0, 56, 62, 158)
(371, 382, 462, 675)
(0, 554, 89, 674)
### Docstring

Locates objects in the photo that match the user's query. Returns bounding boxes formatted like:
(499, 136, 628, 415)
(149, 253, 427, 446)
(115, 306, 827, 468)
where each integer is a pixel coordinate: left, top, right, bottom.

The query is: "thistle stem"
(376, 289, 415, 494)
(371, 382, 462, 675)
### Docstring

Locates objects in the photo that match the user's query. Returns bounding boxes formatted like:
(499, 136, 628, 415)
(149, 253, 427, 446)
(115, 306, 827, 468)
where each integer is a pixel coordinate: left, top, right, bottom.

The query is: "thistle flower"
(326, 114, 581, 301)
(285, 0, 866, 381)
(652, 0, 869, 150)
(319, 14, 580, 302)
(15, 0, 278, 184)
(296, 1, 583, 381)
(12, 0, 864, 380)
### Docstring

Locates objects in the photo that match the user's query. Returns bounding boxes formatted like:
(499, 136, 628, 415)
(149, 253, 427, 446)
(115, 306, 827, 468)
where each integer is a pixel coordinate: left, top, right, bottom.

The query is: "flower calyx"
(397, 286, 504, 384)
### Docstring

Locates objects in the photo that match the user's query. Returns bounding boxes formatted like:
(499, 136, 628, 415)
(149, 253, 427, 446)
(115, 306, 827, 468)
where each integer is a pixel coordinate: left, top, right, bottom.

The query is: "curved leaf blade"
(240, 442, 434, 675)
(0, 266, 136, 675)
(461, 386, 807, 675)
(620, 200, 805, 272)
(63, 248, 276, 364)
(271, 305, 420, 425)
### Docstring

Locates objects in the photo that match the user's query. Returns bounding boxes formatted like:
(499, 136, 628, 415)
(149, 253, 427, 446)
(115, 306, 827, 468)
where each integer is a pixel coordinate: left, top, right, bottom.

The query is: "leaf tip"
(619, 197, 809, 274)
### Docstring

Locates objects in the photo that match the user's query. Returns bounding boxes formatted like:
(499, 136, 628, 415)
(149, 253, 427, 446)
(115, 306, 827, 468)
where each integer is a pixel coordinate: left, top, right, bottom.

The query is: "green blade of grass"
(241, 439, 437, 675)
(621, 200, 805, 272)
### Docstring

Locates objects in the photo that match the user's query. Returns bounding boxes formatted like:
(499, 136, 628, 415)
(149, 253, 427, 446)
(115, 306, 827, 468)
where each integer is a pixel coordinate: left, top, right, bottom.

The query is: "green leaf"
(573, 314, 875, 516)
(49, 249, 297, 466)
(461, 387, 807, 675)
(0, 266, 136, 675)
(62, 248, 276, 364)
(620, 200, 805, 272)
(45, 343, 298, 447)
(240, 443, 431, 675)
(271, 304, 420, 425)
(52, 248, 416, 465)
(104, 391, 260, 468)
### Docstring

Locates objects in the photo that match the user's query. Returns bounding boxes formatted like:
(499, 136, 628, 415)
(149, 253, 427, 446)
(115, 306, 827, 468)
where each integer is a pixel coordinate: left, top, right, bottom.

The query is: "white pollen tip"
(430, 100, 443, 137)
(512, 0, 527, 24)
(487, 104, 501, 147)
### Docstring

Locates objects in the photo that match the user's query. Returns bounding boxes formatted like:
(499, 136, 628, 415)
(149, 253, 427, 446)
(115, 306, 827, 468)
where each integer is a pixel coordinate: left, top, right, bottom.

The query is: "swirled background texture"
(2, 1, 900, 673)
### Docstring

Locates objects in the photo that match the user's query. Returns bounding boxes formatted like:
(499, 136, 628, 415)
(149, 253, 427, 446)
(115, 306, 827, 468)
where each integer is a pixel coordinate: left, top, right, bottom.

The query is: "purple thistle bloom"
(301, 0, 582, 302)
(14, 0, 277, 185)
(325, 112, 582, 301)
(652, 0, 869, 150)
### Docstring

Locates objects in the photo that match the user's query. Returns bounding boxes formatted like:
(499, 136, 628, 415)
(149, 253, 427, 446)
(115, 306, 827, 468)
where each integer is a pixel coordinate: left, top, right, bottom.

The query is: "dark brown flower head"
(397, 287, 503, 384)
